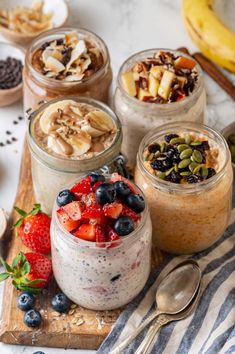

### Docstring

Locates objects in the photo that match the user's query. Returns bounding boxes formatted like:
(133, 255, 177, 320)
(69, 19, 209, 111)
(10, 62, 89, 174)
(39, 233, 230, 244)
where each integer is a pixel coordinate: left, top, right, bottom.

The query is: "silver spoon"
(110, 260, 201, 354)
(135, 279, 201, 354)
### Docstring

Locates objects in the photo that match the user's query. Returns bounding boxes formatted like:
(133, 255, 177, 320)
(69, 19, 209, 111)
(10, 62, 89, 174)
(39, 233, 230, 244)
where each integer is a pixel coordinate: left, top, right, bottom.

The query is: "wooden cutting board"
(0, 139, 164, 350)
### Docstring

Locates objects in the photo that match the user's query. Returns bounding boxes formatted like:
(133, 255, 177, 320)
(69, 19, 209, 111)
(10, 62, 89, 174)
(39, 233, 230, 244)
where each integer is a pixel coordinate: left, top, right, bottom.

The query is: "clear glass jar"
(114, 49, 206, 165)
(51, 178, 152, 310)
(27, 97, 123, 214)
(23, 27, 112, 114)
(135, 122, 233, 254)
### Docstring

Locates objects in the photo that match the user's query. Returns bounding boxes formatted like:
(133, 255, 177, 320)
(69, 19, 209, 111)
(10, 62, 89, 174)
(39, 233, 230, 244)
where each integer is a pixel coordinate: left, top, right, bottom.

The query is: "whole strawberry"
(0, 252, 52, 293)
(14, 204, 51, 254)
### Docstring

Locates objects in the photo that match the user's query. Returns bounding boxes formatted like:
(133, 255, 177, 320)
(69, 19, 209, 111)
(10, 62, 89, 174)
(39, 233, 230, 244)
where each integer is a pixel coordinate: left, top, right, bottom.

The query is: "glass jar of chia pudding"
(27, 97, 123, 214)
(114, 49, 206, 165)
(135, 122, 233, 254)
(23, 27, 112, 114)
(51, 176, 152, 310)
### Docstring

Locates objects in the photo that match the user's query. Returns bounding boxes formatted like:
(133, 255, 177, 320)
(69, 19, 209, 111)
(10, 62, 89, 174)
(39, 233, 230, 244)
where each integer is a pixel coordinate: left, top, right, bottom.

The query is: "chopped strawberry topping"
(73, 224, 96, 241)
(103, 202, 123, 219)
(70, 176, 92, 194)
(57, 208, 80, 232)
(81, 204, 104, 224)
(62, 201, 83, 220)
(95, 225, 106, 247)
(121, 206, 140, 222)
(107, 226, 121, 248)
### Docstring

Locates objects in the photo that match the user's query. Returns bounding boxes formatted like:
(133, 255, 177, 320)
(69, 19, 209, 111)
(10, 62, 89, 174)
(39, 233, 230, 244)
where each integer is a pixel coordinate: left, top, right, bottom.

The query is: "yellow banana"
(182, 0, 235, 72)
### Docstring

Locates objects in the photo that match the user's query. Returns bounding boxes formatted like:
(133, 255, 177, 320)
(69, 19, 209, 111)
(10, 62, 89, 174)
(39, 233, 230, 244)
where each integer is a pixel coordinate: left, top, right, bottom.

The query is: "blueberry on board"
(114, 216, 135, 236)
(56, 189, 76, 206)
(51, 293, 70, 313)
(17, 292, 35, 311)
(95, 183, 116, 204)
(114, 181, 131, 199)
(24, 309, 41, 327)
(88, 171, 105, 184)
(125, 194, 145, 213)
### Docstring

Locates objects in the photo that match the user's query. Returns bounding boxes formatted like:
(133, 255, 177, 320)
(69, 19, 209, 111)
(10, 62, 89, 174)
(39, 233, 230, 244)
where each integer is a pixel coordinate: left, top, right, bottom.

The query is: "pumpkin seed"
(160, 142, 166, 153)
(190, 141, 202, 146)
(180, 171, 191, 176)
(170, 137, 185, 145)
(184, 134, 192, 145)
(157, 172, 166, 179)
(180, 148, 193, 159)
(192, 150, 203, 163)
(177, 144, 189, 153)
(157, 156, 167, 161)
(193, 164, 203, 174)
(201, 166, 208, 179)
(174, 164, 179, 172)
(147, 153, 154, 161)
(178, 158, 191, 169)
(154, 151, 161, 158)
(189, 162, 198, 173)
(165, 167, 175, 176)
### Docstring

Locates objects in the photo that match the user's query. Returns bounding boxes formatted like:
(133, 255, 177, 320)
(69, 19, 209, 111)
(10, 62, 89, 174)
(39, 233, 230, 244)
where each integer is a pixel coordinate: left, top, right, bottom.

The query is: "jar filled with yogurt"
(135, 122, 233, 254)
(51, 173, 152, 310)
(114, 49, 206, 165)
(23, 28, 112, 113)
(27, 97, 123, 214)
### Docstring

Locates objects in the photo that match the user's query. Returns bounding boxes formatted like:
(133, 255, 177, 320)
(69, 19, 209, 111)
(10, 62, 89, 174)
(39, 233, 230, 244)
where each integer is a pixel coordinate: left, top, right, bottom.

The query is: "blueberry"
(96, 183, 116, 204)
(57, 189, 76, 206)
(165, 171, 182, 184)
(88, 171, 105, 184)
(51, 293, 70, 313)
(187, 174, 202, 184)
(114, 216, 134, 236)
(207, 168, 216, 179)
(24, 309, 41, 327)
(17, 292, 35, 311)
(125, 194, 145, 213)
(114, 181, 131, 199)
(151, 158, 172, 172)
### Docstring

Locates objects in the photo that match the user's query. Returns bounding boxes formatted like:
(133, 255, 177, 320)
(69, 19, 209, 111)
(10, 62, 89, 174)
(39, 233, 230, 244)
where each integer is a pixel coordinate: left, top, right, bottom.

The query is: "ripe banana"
(182, 0, 235, 73)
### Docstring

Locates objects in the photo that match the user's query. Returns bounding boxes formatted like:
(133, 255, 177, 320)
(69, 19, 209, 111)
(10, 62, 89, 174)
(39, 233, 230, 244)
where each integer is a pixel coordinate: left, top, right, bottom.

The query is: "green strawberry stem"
(13, 203, 42, 229)
(0, 252, 44, 294)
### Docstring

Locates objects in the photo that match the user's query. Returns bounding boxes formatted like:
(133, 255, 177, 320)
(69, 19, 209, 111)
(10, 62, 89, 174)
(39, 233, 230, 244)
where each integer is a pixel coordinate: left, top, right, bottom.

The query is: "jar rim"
(27, 96, 122, 171)
(137, 121, 230, 194)
(25, 26, 110, 87)
(52, 175, 149, 249)
(116, 48, 204, 110)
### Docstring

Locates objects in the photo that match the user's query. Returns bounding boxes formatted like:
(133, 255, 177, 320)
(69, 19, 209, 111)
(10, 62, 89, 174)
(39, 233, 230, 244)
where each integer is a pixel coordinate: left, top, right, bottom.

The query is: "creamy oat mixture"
(31, 31, 104, 81)
(32, 99, 116, 160)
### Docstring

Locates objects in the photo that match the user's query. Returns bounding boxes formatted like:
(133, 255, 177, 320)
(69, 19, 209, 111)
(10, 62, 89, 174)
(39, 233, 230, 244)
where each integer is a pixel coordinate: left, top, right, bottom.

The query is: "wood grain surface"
(0, 139, 164, 349)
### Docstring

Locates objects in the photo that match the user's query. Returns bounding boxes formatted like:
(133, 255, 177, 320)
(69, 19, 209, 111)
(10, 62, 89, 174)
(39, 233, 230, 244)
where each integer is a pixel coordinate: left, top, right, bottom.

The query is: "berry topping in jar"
(56, 173, 145, 247)
(32, 99, 117, 159)
(31, 31, 104, 81)
(121, 50, 198, 103)
(143, 132, 218, 184)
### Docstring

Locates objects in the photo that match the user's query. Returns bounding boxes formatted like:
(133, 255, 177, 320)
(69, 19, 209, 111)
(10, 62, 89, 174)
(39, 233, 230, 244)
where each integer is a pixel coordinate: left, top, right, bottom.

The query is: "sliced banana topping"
(85, 110, 115, 133)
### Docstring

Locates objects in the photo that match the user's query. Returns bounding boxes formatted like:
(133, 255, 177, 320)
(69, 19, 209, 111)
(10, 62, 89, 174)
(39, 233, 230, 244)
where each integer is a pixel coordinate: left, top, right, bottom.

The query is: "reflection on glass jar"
(135, 122, 233, 254)
(114, 49, 206, 165)
(51, 179, 152, 310)
(27, 97, 123, 214)
(23, 27, 112, 114)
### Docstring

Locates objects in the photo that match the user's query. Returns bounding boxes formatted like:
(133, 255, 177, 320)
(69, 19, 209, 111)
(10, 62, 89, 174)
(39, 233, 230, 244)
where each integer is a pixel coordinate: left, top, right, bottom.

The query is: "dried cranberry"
(165, 171, 181, 184)
(164, 134, 179, 143)
(151, 158, 172, 172)
(187, 174, 202, 184)
(148, 143, 160, 153)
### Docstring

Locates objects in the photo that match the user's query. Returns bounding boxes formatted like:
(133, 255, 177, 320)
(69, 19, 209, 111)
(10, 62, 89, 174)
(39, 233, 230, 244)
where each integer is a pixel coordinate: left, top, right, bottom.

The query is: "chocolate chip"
(110, 274, 121, 282)
(11, 137, 17, 142)
(18, 116, 23, 121)
(0, 142, 4, 147)
(6, 140, 11, 144)
(6, 130, 11, 135)
(13, 121, 18, 125)
(0, 57, 23, 90)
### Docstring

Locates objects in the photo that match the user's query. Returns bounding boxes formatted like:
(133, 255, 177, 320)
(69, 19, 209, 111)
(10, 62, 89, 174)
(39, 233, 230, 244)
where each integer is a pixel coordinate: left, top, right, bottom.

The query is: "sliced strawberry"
(57, 208, 80, 232)
(62, 201, 83, 221)
(95, 225, 106, 247)
(107, 226, 121, 248)
(91, 181, 103, 192)
(176, 90, 186, 102)
(121, 205, 140, 222)
(103, 202, 123, 219)
(81, 204, 104, 224)
(110, 173, 136, 193)
(73, 224, 96, 242)
(70, 176, 92, 195)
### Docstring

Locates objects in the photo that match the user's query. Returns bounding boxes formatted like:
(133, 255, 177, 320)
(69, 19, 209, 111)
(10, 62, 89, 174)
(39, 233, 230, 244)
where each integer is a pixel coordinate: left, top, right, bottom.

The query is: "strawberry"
(14, 204, 51, 254)
(57, 208, 80, 232)
(103, 202, 123, 219)
(107, 226, 121, 248)
(121, 205, 140, 222)
(0, 252, 52, 294)
(81, 204, 104, 224)
(73, 224, 96, 241)
(70, 176, 92, 195)
(95, 225, 106, 247)
(91, 181, 103, 192)
(62, 201, 83, 220)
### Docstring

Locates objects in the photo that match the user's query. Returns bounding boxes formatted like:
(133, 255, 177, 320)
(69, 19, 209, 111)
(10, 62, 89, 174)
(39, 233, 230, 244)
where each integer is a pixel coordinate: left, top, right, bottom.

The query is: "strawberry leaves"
(13, 204, 42, 229)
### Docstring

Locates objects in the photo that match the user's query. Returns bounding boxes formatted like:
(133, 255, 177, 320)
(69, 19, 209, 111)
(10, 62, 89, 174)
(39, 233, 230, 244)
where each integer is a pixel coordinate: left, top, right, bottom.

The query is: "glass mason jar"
(23, 27, 112, 114)
(114, 49, 206, 165)
(135, 122, 233, 254)
(51, 178, 152, 310)
(27, 97, 123, 214)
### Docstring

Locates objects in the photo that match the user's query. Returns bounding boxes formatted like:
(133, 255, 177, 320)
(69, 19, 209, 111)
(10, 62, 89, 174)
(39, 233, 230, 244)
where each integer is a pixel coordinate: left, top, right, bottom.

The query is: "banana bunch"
(182, 0, 235, 73)
(39, 100, 115, 157)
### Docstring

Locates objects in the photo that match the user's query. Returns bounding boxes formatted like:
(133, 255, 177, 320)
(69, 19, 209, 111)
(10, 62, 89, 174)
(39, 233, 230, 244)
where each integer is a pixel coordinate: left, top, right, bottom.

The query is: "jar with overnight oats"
(135, 122, 233, 254)
(23, 27, 112, 113)
(114, 49, 206, 165)
(27, 97, 123, 214)
(51, 173, 152, 310)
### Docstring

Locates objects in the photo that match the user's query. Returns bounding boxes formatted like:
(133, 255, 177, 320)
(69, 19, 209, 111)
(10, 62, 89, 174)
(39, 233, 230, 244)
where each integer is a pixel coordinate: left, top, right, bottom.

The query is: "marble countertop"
(0, 0, 234, 353)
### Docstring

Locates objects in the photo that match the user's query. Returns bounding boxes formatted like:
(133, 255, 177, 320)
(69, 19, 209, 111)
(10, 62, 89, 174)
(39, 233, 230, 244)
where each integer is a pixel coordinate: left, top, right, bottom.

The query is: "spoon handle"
(135, 315, 170, 354)
(109, 310, 161, 354)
